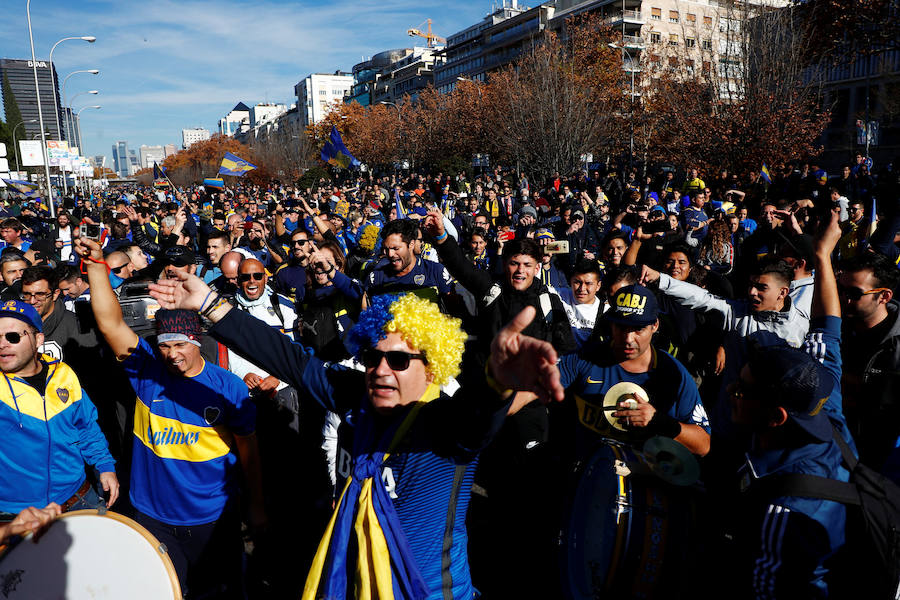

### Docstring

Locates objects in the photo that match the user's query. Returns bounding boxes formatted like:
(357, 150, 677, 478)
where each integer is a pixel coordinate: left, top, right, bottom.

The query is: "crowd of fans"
(0, 153, 898, 599)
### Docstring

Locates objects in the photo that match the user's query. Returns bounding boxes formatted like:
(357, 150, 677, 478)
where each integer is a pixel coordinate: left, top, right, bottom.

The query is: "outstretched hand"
(488, 306, 564, 404)
(148, 270, 213, 312)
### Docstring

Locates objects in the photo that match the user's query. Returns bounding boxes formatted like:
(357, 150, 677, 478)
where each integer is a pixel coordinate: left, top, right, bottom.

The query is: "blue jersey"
(121, 336, 256, 526)
(210, 308, 510, 599)
(802, 316, 856, 449)
(365, 256, 454, 304)
(559, 346, 710, 458)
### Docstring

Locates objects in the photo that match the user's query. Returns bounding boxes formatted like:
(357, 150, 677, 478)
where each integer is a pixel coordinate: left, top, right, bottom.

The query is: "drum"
(0, 509, 180, 599)
(562, 439, 701, 600)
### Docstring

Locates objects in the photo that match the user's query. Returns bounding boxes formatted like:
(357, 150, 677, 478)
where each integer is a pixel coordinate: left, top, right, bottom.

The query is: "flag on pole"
(320, 126, 360, 169)
(760, 163, 772, 185)
(153, 162, 170, 188)
(218, 152, 257, 177)
(203, 178, 225, 189)
(1, 178, 39, 197)
(394, 188, 407, 219)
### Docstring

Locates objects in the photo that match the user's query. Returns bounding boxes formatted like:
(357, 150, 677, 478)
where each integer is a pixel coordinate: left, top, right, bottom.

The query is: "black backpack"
(752, 428, 900, 599)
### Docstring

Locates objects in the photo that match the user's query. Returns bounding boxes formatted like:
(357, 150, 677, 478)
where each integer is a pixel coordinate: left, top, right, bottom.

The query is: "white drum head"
(0, 509, 181, 599)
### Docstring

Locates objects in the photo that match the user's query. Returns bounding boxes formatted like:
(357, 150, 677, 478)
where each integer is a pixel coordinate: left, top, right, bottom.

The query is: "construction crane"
(407, 19, 446, 48)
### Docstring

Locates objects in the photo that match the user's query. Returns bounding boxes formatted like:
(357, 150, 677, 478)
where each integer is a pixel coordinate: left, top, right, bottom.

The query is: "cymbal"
(643, 436, 700, 486)
(602, 382, 650, 431)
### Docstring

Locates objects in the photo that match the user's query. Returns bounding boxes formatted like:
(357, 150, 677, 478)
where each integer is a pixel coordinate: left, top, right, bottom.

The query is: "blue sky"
(1, 0, 489, 161)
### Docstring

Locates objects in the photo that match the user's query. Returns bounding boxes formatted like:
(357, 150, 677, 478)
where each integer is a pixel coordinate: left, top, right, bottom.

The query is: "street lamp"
(378, 101, 402, 119)
(62, 70, 100, 148)
(12, 119, 38, 172)
(66, 91, 98, 144)
(49, 36, 96, 143)
(26, 0, 54, 209)
(609, 42, 636, 173)
(73, 106, 101, 197)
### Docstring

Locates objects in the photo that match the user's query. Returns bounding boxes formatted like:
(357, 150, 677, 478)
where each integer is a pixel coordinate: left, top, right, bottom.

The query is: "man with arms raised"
(76, 238, 264, 599)
(149, 271, 562, 600)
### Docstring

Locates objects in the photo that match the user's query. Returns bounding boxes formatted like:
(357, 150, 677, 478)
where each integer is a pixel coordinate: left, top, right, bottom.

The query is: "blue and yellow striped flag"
(203, 178, 225, 189)
(1, 178, 39, 197)
(320, 126, 360, 169)
(760, 163, 772, 185)
(218, 152, 257, 177)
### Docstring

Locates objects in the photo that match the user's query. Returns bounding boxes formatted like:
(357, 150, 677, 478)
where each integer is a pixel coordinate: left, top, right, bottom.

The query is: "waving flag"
(203, 178, 225, 189)
(320, 126, 360, 169)
(153, 162, 170, 188)
(394, 188, 407, 219)
(2, 178, 39, 197)
(218, 152, 257, 177)
(760, 163, 772, 185)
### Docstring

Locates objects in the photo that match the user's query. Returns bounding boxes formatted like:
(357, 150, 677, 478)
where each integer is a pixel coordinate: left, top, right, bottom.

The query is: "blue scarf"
(303, 384, 439, 600)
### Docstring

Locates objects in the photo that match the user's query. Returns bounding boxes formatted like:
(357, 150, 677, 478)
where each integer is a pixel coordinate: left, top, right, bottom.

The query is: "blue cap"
(605, 285, 658, 328)
(0, 300, 42, 332)
(747, 345, 834, 442)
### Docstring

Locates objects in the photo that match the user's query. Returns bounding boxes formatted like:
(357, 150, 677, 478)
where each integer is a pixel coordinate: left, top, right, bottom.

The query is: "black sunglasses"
(292, 239, 311, 246)
(360, 348, 427, 371)
(110, 263, 130, 275)
(836, 283, 889, 301)
(2, 331, 29, 344)
(238, 272, 265, 283)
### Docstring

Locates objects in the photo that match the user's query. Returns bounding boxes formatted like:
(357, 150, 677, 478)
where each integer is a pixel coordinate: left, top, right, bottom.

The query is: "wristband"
(646, 412, 682, 439)
(484, 363, 514, 399)
(201, 294, 227, 318)
(80, 256, 110, 275)
(199, 290, 216, 314)
(434, 231, 448, 243)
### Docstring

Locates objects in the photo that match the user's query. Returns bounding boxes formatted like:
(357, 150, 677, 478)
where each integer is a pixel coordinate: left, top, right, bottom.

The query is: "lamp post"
(49, 38, 96, 198)
(609, 42, 636, 173)
(66, 90, 98, 145)
(26, 0, 54, 213)
(49, 37, 95, 143)
(61, 70, 99, 150)
(74, 105, 101, 197)
(12, 119, 38, 173)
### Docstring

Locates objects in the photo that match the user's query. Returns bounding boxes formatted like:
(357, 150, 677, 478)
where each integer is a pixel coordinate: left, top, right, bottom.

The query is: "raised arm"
(74, 239, 140, 358)
(812, 207, 842, 320)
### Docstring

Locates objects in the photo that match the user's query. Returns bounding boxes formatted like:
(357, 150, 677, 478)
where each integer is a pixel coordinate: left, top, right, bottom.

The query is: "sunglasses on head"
(238, 272, 265, 283)
(360, 348, 427, 371)
(2, 331, 29, 344)
(836, 283, 890, 301)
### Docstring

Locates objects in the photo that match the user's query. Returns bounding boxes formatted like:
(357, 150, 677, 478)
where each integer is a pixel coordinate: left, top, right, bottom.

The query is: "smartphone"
(498, 231, 515, 242)
(545, 240, 569, 255)
(79, 223, 102, 241)
(243, 222, 253, 232)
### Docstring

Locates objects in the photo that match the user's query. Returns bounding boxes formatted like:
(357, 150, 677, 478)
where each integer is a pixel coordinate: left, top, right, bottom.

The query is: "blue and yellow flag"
(153, 162, 170, 188)
(320, 126, 360, 169)
(1, 178, 39, 197)
(203, 178, 225, 189)
(218, 152, 257, 177)
(760, 163, 772, 185)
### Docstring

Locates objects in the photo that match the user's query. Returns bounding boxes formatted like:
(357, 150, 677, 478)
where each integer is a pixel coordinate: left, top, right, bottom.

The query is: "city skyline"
(0, 0, 489, 161)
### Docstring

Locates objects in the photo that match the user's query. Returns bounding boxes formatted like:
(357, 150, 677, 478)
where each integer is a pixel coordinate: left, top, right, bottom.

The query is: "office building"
(218, 102, 251, 136)
(373, 47, 443, 104)
(0, 58, 65, 141)
(250, 103, 287, 128)
(182, 127, 210, 149)
(294, 72, 354, 127)
(164, 144, 177, 157)
(111, 141, 130, 177)
(139, 145, 166, 170)
(348, 49, 413, 106)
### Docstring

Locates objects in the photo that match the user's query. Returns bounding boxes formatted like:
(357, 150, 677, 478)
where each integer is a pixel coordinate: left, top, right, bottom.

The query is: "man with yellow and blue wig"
(149, 271, 565, 600)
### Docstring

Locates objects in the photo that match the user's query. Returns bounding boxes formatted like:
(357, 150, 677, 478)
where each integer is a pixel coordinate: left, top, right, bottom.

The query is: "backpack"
(752, 427, 900, 599)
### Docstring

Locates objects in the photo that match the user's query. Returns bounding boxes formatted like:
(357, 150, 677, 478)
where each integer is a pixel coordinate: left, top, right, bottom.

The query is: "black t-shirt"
(21, 362, 49, 395)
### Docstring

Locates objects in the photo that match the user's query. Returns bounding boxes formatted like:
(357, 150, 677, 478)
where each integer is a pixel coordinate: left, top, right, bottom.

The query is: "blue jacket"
(0, 357, 115, 513)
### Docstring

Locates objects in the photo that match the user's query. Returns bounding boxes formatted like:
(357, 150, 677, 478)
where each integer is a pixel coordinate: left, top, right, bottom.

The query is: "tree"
(162, 134, 268, 186)
(480, 14, 625, 184)
(2, 73, 24, 170)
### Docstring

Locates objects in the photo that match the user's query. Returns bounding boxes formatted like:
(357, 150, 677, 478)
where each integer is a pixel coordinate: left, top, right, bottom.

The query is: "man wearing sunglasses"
(0, 299, 119, 524)
(271, 229, 312, 304)
(149, 272, 563, 600)
(838, 251, 900, 480)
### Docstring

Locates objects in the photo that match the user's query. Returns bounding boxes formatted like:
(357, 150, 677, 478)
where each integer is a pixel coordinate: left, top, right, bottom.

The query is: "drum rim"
(2, 509, 181, 599)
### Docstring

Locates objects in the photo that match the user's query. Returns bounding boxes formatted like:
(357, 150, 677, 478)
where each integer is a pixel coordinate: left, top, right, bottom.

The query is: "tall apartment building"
(0, 58, 65, 141)
(182, 127, 211, 149)
(348, 49, 413, 106)
(294, 72, 354, 128)
(373, 47, 443, 104)
(111, 141, 130, 177)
